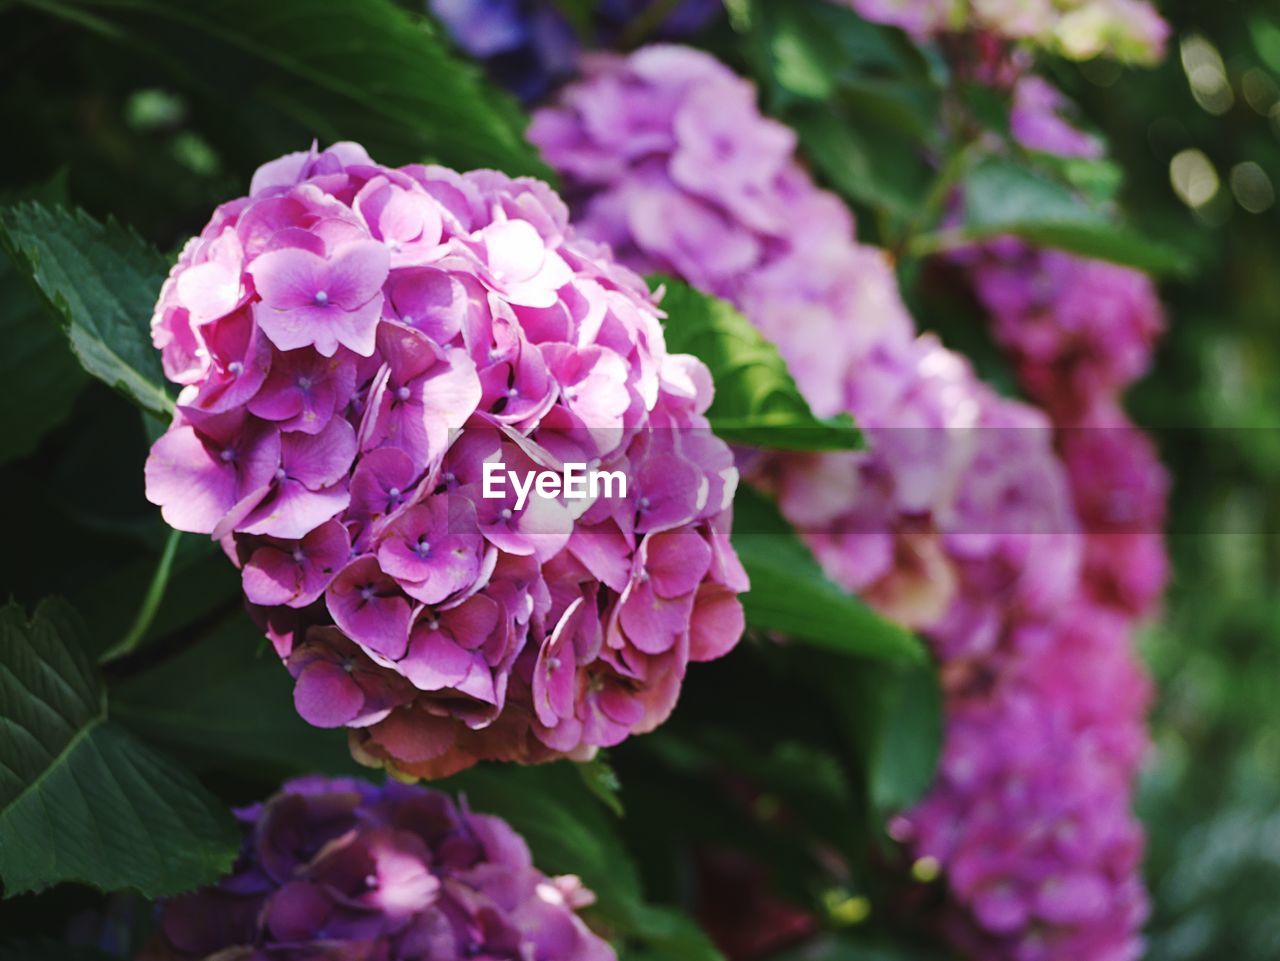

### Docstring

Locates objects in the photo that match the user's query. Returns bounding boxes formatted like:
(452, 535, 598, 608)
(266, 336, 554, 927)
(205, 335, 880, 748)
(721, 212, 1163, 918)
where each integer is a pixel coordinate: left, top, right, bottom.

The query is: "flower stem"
(100, 527, 182, 665)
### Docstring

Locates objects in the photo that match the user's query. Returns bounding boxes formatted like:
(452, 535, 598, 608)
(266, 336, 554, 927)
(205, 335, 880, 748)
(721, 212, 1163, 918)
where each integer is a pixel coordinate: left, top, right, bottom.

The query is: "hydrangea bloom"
(831, 0, 1168, 63)
(430, 0, 722, 102)
(960, 76, 1170, 625)
(145, 141, 747, 779)
(146, 776, 614, 961)
(532, 45, 916, 420)
(535, 45, 1150, 961)
(1059, 404, 1169, 618)
(897, 602, 1151, 961)
(967, 244, 1165, 420)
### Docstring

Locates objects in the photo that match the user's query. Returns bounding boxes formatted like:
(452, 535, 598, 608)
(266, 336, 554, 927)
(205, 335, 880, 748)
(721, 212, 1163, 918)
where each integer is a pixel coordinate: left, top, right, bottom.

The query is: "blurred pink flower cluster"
(833, 0, 1168, 63)
(145, 141, 746, 780)
(968, 75, 1171, 620)
(534, 45, 1153, 961)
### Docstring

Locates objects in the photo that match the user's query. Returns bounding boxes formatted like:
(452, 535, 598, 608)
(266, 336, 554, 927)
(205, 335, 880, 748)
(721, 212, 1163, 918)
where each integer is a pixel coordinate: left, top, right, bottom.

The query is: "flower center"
(415, 538, 431, 558)
(313, 290, 329, 306)
(396, 386, 411, 402)
(297, 375, 313, 390)
(227, 360, 244, 376)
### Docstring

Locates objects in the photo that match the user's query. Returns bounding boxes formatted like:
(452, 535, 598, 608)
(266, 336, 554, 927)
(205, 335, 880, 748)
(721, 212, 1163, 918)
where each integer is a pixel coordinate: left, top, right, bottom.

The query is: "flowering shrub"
(144, 141, 747, 779)
(534, 44, 1153, 960)
(832, 0, 1169, 62)
(145, 776, 614, 961)
(0, 0, 1205, 959)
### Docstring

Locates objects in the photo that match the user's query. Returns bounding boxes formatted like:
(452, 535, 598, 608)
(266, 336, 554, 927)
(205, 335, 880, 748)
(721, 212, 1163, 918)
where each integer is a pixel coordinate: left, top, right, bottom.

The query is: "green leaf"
(788, 104, 932, 222)
(1034, 153, 1125, 207)
(656, 278, 861, 451)
(110, 615, 357, 778)
(0, 599, 237, 897)
(577, 755, 625, 817)
(0, 253, 87, 462)
(862, 662, 942, 817)
(766, 2, 845, 99)
(0, 203, 173, 417)
(618, 905, 726, 961)
(22, 0, 546, 177)
(731, 488, 925, 664)
(816, 653, 941, 823)
(918, 157, 1192, 275)
(733, 0, 939, 232)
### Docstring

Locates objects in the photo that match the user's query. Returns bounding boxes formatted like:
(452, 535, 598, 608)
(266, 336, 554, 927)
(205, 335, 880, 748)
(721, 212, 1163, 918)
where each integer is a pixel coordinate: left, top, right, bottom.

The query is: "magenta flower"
(967, 245, 1165, 420)
(375, 498, 485, 604)
(895, 603, 1151, 961)
(144, 410, 280, 535)
(145, 776, 616, 961)
(287, 628, 408, 728)
(242, 518, 351, 608)
(327, 555, 415, 662)
(248, 346, 359, 434)
(249, 240, 390, 357)
(958, 76, 1171, 625)
(234, 416, 356, 539)
(145, 142, 747, 779)
(360, 322, 480, 472)
(1060, 404, 1169, 618)
(1010, 75, 1104, 159)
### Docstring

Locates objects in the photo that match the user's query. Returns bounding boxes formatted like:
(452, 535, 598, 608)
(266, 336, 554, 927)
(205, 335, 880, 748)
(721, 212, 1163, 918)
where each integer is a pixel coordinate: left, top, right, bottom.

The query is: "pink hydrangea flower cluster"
(832, 0, 1169, 63)
(964, 76, 1170, 620)
(968, 243, 1164, 417)
(530, 45, 916, 421)
(144, 141, 747, 780)
(146, 776, 614, 961)
(900, 603, 1151, 961)
(533, 45, 1151, 960)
